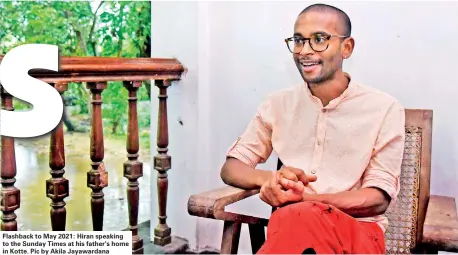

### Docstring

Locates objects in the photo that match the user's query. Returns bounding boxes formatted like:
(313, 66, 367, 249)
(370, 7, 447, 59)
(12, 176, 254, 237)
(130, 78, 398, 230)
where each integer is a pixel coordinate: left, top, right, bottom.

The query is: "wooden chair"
(188, 109, 458, 254)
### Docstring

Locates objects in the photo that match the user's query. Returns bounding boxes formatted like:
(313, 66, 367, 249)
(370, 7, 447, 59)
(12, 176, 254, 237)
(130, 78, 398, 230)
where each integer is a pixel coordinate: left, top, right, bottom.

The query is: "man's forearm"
(221, 158, 271, 190)
(304, 187, 391, 218)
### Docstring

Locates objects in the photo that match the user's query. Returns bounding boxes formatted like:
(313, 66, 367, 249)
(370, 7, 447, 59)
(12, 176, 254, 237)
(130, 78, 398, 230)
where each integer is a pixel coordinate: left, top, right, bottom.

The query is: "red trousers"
(257, 201, 385, 254)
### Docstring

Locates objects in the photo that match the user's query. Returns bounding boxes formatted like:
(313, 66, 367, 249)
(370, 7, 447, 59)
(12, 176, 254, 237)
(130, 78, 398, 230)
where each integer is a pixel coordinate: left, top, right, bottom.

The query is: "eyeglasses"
(285, 33, 348, 53)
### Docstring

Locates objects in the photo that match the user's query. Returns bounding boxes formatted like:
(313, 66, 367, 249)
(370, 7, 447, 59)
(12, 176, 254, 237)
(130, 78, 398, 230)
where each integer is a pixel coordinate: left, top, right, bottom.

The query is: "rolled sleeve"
(361, 102, 405, 203)
(226, 100, 273, 168)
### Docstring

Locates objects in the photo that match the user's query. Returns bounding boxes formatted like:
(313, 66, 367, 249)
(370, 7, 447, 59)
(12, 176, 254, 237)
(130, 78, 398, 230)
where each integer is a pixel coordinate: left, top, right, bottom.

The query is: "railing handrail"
(0, 55, 186, 83)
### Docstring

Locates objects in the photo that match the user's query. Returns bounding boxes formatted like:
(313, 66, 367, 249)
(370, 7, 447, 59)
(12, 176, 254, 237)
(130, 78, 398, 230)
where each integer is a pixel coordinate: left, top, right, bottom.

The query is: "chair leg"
(248, 223, 266, 254)
(221, 221, 242, 254)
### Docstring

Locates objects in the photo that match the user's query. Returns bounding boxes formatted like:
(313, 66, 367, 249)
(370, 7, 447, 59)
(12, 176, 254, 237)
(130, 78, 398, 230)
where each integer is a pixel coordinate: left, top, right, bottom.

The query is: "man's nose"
(300, 41, 314, 55)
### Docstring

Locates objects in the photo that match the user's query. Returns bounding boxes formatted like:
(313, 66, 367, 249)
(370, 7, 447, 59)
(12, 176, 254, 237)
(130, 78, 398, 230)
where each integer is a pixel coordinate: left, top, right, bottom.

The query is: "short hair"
(299, 3, 352, 37)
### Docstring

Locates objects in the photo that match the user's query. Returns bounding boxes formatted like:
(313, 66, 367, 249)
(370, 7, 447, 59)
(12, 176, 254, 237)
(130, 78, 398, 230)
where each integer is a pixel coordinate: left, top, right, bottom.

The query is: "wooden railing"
(0, 56, 185, 254)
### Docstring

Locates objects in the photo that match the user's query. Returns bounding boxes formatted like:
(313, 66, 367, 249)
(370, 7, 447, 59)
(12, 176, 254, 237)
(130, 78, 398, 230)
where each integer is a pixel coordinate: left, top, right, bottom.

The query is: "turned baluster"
(153, 79, 173, 246)
(86, 82, 107, 231)
(123, 81, 144, 254)
(46, 82, 69, 231)
(0, 86, 20, 231)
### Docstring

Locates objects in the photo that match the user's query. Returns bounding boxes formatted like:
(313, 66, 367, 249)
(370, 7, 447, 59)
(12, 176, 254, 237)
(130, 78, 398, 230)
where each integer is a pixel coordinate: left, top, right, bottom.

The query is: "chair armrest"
(187, 186, 269, 225)
(421, 195, 458, 252)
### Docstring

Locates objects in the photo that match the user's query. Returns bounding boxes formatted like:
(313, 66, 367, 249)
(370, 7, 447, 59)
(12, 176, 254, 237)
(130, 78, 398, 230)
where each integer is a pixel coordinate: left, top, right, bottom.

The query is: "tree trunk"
(112, 119, 119, 135)
(62, 106, 79, 132)
(144, 34, 151, 100)
(143, 30, 152, 100)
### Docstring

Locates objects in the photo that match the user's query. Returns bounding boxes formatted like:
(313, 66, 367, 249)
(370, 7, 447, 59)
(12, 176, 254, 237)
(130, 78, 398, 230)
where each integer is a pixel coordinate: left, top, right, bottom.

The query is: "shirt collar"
(304, 72, 358, 110)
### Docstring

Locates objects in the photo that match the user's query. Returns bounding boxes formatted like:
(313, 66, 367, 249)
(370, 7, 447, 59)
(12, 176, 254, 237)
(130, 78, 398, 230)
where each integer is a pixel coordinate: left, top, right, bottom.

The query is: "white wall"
(150, 1, 458, 253)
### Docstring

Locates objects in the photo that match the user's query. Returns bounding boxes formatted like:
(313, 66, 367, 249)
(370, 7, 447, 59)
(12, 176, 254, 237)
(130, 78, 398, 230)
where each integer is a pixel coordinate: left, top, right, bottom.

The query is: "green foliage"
(102, 81, 127, 135)
(1, 0, 152, 135)
(13, 99, 33, 110)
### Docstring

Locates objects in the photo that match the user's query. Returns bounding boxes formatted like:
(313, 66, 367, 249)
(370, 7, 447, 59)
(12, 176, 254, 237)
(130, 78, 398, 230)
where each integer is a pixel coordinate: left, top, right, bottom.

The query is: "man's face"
(292, 11, 348, 84)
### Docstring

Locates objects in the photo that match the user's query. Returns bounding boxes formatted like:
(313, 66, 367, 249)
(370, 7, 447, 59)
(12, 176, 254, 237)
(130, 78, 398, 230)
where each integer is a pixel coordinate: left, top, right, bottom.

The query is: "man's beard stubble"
(303, 66, 337, 86)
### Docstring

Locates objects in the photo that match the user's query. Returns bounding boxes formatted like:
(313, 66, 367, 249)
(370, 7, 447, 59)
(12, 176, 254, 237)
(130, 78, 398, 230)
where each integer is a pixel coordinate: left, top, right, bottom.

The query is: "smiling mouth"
(299, 60, 321, 67)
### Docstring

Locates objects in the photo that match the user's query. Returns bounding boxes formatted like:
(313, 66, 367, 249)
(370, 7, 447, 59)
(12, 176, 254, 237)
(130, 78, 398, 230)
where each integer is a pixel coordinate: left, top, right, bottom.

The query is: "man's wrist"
(302, 191, 326, 203)
(254, 169, 271, 188)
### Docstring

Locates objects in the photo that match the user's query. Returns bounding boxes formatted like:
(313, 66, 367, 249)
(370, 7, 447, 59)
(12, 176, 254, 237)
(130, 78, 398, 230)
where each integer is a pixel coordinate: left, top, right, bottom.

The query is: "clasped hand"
(259, 167, 317, 207)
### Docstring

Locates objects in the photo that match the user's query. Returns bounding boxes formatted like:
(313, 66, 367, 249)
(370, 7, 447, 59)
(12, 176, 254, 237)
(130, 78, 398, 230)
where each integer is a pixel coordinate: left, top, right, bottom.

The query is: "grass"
(105, 130, 151, 152)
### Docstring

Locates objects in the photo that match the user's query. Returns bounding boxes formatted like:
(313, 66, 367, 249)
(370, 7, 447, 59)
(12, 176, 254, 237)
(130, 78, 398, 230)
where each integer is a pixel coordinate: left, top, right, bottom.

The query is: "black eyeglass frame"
(284, 33, 349, 53)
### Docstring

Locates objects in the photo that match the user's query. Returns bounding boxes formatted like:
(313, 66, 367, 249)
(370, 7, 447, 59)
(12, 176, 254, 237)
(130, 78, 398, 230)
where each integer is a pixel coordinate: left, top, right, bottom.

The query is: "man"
(220, 3, 405, 254)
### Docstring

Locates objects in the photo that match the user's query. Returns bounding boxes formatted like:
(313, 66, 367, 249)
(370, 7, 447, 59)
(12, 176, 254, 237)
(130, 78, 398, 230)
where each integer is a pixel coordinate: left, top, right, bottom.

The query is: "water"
(11, 133, 152, 232)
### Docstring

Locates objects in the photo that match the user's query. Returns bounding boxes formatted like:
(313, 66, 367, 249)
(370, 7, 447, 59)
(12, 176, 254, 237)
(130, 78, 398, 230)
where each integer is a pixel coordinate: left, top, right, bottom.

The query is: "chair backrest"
(275, 109, 433, 254)
(384, 109, 432, 254)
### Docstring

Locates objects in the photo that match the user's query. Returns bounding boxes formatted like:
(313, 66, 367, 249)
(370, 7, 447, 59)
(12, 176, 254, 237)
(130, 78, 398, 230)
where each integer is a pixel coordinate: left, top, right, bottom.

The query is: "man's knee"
(266, 201, 337, 242)
(272, 201, 325, 220)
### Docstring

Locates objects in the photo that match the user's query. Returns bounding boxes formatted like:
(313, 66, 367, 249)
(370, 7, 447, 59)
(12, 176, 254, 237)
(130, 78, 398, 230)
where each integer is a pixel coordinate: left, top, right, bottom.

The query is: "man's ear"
(342, 36, 355, 59)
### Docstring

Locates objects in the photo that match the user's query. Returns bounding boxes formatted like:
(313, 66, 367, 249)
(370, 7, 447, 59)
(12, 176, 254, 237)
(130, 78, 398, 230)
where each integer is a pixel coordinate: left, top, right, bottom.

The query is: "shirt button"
(311, 169, 316, 174)
(317, 141, 321, 146)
